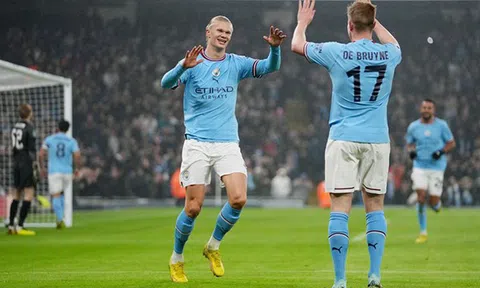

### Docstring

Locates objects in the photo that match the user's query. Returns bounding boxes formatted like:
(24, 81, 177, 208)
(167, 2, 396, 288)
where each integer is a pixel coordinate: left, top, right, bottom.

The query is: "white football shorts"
(180, 139, 247, 187)
(48, 173, 73, 195)
(411, 168, 444, 197)
(325, 140, 390, 194)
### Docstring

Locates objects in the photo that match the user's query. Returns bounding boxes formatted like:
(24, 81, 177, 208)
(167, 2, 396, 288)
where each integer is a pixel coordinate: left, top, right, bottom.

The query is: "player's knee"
(229, 194, 247, 209)
(185, 201, 202, 218)
(417, 190, 427, 204)
(23, 188, 35, 201)
(429, 196, 440, 206)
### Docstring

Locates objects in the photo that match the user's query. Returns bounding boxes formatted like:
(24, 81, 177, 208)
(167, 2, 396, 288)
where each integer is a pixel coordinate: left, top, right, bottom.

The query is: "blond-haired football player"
(162, 15, 286, 283)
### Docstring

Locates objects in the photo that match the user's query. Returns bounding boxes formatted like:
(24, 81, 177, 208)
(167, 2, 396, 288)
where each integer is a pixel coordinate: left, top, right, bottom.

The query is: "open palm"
(297, 0, 316, 26)
(263, 26, 287, 47)
(182, 45, 204, 69)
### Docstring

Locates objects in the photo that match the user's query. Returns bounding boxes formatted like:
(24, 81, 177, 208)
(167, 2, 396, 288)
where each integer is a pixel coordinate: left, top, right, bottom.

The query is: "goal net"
(0, 59, 72, 228)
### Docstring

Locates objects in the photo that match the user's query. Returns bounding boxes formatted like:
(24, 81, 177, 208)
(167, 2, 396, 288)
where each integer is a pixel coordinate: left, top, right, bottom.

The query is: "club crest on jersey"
(212, 68, 221, 77)
(424, 130, 431, 137)
(182, 170, 190, 181)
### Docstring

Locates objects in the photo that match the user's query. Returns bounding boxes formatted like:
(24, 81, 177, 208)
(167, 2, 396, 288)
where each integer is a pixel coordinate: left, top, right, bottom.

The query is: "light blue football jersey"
(173, 48, 280, 142)
(305, 39, 402, 143)
(406, 118, 454, 171)
(42, 133, 79, 174)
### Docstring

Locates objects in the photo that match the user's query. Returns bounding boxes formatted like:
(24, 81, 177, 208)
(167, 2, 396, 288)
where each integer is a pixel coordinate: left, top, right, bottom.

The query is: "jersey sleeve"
(386, 43, 402, 66)
(71, 139, 80, 153)
(235, 55, 259, 80)
(405, 123, 415, 144)
(441, 121, 454, 142)
(170, 60, 190, 89)
(304, 42, 342, 70)
(178, 66, 190, 85)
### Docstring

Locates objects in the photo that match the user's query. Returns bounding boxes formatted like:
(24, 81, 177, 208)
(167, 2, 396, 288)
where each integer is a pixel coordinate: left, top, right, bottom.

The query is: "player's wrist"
(296, 20, 310, 28)
(431, 149, 445, 160)
(178, 62, 189, 70)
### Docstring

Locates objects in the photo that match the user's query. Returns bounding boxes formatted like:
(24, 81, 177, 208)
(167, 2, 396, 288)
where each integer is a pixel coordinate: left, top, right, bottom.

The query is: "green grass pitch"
(1, 207, 480, 287)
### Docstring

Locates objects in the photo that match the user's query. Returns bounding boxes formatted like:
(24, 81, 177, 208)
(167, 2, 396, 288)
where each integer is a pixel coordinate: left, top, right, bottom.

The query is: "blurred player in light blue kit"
(39, 120, 81, 229)
(406, 99, 455, 244)
(161, 16, 286, 283)
(292, 0, 401, 287)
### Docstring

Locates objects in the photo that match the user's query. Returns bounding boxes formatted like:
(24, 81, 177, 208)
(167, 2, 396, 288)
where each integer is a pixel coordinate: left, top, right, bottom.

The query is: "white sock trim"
(170, 251, 184, 264)
(207, 236, 221, 250)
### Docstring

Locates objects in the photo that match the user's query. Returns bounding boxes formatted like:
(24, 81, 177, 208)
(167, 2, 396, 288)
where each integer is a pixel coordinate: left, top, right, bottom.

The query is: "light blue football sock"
(366, 211, 387, 280)
(173, 209, 195, 254)
(417, 203, 427, 234)
(328, 212, 349, 284)
(212, 202, 242, 241)
(52, 197, 63, 222)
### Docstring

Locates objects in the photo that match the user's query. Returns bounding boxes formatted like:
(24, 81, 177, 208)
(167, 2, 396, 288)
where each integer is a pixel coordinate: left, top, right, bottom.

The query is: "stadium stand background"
(0, 0, 479, 207)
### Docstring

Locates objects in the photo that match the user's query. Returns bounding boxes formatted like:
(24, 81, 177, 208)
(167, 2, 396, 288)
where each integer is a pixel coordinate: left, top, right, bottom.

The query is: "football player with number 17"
(292, 0, 401, 287)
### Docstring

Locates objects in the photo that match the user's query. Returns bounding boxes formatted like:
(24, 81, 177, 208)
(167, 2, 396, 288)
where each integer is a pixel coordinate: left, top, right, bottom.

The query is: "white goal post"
(0, 59, 73, 228)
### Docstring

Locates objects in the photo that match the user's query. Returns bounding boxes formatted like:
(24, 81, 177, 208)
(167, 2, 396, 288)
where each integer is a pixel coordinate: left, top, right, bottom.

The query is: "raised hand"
(263, 26, 287, 47)
(182, 45, 204, 69)
(297, 0, 316, 26)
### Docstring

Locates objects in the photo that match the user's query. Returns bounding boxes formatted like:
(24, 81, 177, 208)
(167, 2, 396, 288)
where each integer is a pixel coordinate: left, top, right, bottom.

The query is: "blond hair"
(347, 1, 376, 32)
(206, 15, 233, 32)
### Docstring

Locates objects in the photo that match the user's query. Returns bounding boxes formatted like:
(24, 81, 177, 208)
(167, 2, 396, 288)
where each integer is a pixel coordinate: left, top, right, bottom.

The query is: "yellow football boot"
(169, 262, 188, 283)
(203, 246, 224, 277)
(17, 228, 36, 236)
(415, 234, 428, 244)
(36, 195, 51, 209)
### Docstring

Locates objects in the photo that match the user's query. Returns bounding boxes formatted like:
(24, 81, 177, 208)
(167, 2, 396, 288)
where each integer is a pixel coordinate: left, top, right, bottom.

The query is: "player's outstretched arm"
(291, 0, 316, 55)
(373, 20, 399, 46)
(161, 45, 203, 89)
(255, 26, 287, 74)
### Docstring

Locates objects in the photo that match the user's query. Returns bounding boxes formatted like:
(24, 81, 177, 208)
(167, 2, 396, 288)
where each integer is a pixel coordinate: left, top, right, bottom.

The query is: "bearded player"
(406, 99, 455, 244)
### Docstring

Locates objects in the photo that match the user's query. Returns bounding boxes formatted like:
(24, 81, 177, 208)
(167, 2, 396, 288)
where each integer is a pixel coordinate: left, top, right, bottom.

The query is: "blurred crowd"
(0, 2, 479, 206)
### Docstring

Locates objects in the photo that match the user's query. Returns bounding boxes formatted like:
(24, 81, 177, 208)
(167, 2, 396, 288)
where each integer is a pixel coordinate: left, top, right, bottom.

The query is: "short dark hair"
(18, 104, 32, 119)
(58, 120, 70, 132)
(423, 98, 436, 106)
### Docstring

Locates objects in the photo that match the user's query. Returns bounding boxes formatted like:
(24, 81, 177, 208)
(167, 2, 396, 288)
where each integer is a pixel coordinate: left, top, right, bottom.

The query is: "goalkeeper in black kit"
(8, 104, 39, 236)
